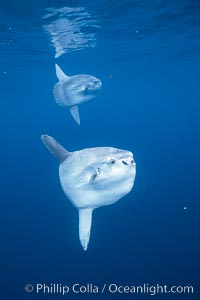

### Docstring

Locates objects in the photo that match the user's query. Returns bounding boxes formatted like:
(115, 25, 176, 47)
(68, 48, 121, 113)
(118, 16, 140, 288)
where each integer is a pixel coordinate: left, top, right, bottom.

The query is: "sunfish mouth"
(84, 80, 102, 91)
(118, 152, 135, 166)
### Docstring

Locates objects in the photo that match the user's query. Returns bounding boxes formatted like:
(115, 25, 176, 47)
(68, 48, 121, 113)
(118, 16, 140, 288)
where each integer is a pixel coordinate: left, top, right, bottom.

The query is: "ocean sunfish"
(53, 64, 102, 125)
(41, 135, 136, 251)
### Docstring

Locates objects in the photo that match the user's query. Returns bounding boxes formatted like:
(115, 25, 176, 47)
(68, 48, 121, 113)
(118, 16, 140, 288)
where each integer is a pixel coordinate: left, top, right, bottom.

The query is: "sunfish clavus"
(41, 134, 136, 251)
(53, 64, 102, 125)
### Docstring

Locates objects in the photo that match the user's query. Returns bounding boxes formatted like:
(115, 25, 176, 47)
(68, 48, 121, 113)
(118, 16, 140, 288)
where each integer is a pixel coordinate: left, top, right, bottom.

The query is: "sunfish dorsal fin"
(55, 64, 69, 81)
(70, 105, 80, 125)
(79, 208, 93, 251)
(41, 135, 70, 163)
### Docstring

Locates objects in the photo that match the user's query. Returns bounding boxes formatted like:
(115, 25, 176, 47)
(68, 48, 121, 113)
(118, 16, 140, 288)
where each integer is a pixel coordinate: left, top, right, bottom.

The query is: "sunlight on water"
(43, 7, 100, 58)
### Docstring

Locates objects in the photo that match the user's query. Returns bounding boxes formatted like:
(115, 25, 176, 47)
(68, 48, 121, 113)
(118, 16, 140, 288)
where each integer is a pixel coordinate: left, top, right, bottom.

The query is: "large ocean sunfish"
(41, 135, 136, 251)
(53, 64, 102, 125)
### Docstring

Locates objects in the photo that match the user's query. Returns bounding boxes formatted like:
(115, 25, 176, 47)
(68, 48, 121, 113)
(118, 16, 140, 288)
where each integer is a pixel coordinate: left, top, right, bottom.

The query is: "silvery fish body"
(53, 64, 102, 125)
(41, 135, 136, 251)
(59, 147, 135, 209)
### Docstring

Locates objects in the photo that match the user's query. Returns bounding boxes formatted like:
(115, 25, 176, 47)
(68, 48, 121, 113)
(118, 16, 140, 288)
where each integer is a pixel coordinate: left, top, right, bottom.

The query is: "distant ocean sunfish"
(53, 64, 102, 125)
(41, 135, 136, 251)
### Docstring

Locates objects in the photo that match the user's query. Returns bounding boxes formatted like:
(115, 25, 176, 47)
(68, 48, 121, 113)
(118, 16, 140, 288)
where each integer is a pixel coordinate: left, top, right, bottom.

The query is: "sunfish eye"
(122, 160, 128, 165)
(97, 167, 102, 174)
(110, 159, 116, 164)
(94, 80, 101, 87)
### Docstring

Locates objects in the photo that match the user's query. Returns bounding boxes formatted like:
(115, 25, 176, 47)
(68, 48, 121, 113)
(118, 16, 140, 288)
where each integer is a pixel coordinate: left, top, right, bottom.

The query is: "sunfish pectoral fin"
(41, 135, 70, 163)
(69, 105, 80, 125)
(55, 64, 69, 81)
(78, 208, 93, 251)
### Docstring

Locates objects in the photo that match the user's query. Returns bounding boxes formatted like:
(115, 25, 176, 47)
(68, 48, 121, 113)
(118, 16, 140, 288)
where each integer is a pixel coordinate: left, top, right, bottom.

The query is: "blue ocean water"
(1, 0, 200, 299)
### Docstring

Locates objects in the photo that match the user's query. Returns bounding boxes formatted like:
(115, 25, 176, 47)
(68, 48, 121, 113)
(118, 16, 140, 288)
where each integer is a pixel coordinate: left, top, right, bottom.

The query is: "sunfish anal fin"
(55, 64, 69, 81)
(70, 105, 80, 125)
(78, 208, 93, 251)
(41, 135, 70, 163)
